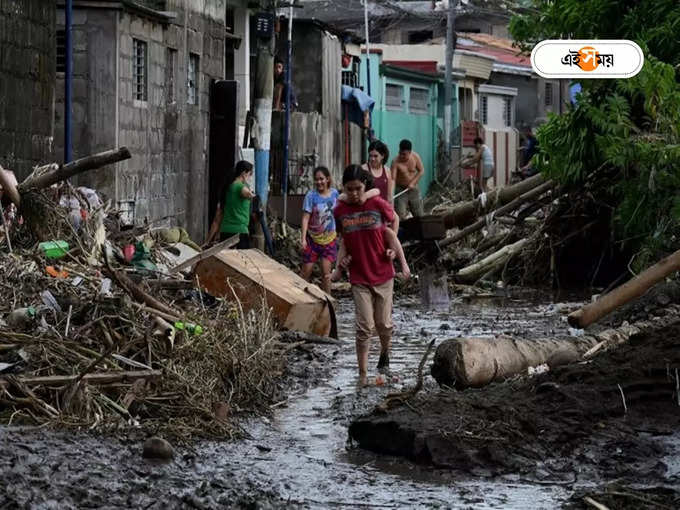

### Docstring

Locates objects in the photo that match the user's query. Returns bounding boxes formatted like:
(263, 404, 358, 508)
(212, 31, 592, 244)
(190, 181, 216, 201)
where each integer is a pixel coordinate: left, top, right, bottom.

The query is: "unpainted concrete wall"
(55, 1, 227, 240)
(0, 0, 55, 180)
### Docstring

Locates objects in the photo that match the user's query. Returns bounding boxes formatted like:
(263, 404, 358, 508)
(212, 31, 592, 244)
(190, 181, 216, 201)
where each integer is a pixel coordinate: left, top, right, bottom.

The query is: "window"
(56, 29, 66, 73)
(188, 53, 199, 105)
(480, 95, 488, 124)
(165, 48, 177, 103)
(133, 38, 148, 101)
(407, 30, 434, 44)
(544, 82, 553, 107)
(385, 84, 403, 111)
(503, 97, 513, 127)
(409, 87, 429, 114)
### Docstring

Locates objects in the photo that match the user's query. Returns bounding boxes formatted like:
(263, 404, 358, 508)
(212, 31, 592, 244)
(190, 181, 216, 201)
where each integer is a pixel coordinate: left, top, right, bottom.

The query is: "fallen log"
(18, 147, 131, 193)
(442, 173, 546, 230)
(0, 370, 162, 390)
(431, 307, 680, 389)
(439, 180, 554, 248)
(455, 238, 528, 283)
(568, 247, 680, 329)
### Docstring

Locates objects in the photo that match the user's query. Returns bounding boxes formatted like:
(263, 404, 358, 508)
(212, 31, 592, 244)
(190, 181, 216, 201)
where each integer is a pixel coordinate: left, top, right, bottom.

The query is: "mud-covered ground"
(2, 288, 678, 509)
(350, 286, 680, 509)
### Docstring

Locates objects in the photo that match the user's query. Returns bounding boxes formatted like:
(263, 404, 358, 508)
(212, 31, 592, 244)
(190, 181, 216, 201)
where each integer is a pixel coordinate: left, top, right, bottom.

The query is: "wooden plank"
(168, 234, 239, 274)
(0, 369, 161, 389)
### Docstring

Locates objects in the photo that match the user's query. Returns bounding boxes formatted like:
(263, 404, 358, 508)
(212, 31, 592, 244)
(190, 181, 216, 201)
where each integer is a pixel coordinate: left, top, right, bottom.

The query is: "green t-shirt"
(220, 181, 251, 234)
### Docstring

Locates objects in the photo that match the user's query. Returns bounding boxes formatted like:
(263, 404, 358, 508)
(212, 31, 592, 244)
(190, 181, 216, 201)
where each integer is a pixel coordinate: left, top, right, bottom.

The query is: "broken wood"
(568, 247, 680, 329)
(456, 238, 528, 283)
(0, 166, 20, 206)
(276, 330, 342, 345)
(0, 370, 162, 390)
(442, 173, 546, 230)
(18, 147, 131, 192)
(439, 180, 554, 248)
(168, 234, 239, 274)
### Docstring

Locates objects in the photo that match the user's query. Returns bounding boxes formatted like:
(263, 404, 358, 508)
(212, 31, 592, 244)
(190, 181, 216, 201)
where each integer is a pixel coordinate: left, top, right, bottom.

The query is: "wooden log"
(568, 248, 680, 329)
(0, 369, 161, 390)
(430, 310, 679, 389)
(455, 238, 528, 283)
(441, 173, 546, 230)
(18, 147, 131, 192)
(439, 181, 554, 248)
(0, 166, 20, 206)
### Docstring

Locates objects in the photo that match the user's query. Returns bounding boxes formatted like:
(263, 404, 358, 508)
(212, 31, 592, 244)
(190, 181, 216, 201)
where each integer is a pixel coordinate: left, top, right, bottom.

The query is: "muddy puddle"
(1, 292, 650, 509)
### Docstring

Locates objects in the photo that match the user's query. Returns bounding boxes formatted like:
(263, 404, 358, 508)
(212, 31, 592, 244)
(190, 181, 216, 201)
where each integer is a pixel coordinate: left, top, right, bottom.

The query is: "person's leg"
(238, 233, 250, 249)
(320, 258, 332, 294)
(300, 262, 314, 282)
(300, 237, 318, 282)
(351, 284, 374, 384)
(394, 189, 408, 219)
(408, 188, 424, 217)
(372, 279, 394, 370)
(384, 228, 410, 278)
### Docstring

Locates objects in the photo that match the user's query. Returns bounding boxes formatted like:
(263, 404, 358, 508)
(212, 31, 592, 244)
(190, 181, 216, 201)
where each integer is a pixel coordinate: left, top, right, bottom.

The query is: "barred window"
(504, 97, 513, 127)
(385, 84, 403, 111)
(188, 53, 199, 105)
(165, 48, 177, 103)
(545, 82, 553, 106)
(56, 30, 66, 73)
(409, 87, 429, 114)
(133, 38, 148, 101)
(480, 95, 488, 125)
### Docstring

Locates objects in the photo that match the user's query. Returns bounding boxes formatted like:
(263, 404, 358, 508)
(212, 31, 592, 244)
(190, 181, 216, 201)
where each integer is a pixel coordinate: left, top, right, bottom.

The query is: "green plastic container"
(174, 322, 203, 336)
(39, 240, 69, 259)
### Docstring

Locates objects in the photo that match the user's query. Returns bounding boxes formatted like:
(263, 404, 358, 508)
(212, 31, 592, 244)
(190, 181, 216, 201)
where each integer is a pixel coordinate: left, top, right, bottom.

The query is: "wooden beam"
(168, 234, 240, 274)
(0, 369, 162, 389)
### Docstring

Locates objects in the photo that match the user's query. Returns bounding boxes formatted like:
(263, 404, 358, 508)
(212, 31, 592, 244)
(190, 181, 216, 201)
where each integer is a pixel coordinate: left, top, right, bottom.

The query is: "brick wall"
(0, 0, 55, 180)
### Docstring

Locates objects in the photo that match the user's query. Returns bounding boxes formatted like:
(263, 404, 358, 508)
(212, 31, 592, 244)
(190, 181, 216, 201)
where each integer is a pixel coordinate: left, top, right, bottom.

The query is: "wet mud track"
(1, 293, 677, 508)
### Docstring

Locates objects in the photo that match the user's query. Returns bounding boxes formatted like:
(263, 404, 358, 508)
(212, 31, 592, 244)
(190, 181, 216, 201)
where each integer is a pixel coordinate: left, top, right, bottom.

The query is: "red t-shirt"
(334, 196, 395, 286)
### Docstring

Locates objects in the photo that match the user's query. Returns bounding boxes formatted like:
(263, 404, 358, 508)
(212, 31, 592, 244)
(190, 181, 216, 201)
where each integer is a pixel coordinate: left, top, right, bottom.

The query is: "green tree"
(510, 0, 680, 272)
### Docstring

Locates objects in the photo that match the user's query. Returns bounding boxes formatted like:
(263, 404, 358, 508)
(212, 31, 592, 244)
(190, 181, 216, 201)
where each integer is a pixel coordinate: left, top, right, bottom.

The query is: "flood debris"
(0, 148, 322, 440)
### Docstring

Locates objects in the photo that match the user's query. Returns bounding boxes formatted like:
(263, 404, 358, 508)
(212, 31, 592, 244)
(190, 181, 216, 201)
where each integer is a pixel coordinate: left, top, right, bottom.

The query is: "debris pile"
(0, 148, 287, 440)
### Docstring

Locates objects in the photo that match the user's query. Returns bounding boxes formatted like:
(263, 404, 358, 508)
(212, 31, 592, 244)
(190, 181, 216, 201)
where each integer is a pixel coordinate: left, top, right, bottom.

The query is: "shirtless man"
(390, 139, 425, 219)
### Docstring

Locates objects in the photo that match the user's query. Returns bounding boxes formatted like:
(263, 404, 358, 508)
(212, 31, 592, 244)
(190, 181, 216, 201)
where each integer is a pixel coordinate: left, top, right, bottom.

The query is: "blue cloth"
(302, 189, 339, 245)
(570, 83, 582, 105)
(341, 85, 375, 127)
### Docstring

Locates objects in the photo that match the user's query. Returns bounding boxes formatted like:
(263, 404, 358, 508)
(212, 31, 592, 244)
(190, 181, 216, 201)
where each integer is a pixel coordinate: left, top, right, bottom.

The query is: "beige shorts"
(351, 279, 394, 348)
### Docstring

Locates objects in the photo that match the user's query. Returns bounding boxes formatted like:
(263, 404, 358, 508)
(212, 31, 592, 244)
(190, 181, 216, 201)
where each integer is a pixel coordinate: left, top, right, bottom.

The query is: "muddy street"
(0, 293, 605, 509)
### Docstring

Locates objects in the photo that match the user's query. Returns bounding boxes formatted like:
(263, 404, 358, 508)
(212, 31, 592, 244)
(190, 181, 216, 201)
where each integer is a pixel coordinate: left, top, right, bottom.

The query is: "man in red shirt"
(333, 165, 396, 385)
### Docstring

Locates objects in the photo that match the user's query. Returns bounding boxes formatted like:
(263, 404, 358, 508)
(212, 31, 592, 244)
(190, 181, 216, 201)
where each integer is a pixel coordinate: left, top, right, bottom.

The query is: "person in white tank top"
(460, 136, 495, 192)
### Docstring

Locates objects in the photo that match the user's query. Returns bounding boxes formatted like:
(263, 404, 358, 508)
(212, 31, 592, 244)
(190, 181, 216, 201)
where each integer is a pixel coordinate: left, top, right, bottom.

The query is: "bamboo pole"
(568, 248, 680, 329)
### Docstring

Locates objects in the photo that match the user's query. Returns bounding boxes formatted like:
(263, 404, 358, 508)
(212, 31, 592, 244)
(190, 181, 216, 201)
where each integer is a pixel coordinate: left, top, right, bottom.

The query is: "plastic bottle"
(173, 322, 203, 336)
(38, 240, 69, 259)
(7, 307, 36, 330)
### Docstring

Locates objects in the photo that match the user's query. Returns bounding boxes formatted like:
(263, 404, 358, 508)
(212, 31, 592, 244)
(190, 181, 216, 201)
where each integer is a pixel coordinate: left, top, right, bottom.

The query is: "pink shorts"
(303, 237, 338, 264)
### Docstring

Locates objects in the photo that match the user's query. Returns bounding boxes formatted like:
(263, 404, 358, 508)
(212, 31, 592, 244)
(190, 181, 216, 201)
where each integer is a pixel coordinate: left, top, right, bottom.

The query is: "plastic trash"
(173, 322, 203, 336)
(7, 307, 36, 330)
(39, 240, 69, 259)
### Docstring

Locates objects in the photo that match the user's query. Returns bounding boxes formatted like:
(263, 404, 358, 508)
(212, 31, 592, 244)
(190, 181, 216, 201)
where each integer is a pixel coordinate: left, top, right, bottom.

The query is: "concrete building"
(54, 0, 251, 240)
(0, 0, 55, 180)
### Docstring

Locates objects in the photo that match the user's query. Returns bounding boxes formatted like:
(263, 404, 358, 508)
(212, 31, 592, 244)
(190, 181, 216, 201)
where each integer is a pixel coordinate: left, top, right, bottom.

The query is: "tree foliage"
(510, 0, 680, 271)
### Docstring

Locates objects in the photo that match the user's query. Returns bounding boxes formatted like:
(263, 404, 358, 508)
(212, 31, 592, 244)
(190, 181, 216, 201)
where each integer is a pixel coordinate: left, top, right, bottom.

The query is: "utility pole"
(282, 4, 293, 225)
(253, 4, 276, 211)
(251, 3, 277, 250)
(444, 0, 456, 177)
(65, 0, 73, 163)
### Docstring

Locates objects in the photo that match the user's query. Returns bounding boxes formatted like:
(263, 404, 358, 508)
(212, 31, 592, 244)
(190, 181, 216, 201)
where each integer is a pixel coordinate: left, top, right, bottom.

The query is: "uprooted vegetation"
(0, 159, 293, 441)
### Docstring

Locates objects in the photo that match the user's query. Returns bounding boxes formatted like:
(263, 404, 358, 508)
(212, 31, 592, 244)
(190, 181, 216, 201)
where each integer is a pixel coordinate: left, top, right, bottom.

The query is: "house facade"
(0, 0, 55, 180)
(53, 0, 251, 239)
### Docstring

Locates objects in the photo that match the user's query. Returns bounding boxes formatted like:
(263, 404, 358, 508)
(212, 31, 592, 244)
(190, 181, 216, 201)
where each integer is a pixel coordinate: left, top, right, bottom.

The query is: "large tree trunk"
(455, 238, 528, 283)
(568, 248, 680, 329)
(429, 310, 678, 389)
(441, 173, 546, 230)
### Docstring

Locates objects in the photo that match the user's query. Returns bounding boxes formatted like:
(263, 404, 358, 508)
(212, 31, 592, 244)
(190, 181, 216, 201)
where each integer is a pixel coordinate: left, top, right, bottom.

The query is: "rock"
(142, 436, 174, 461)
